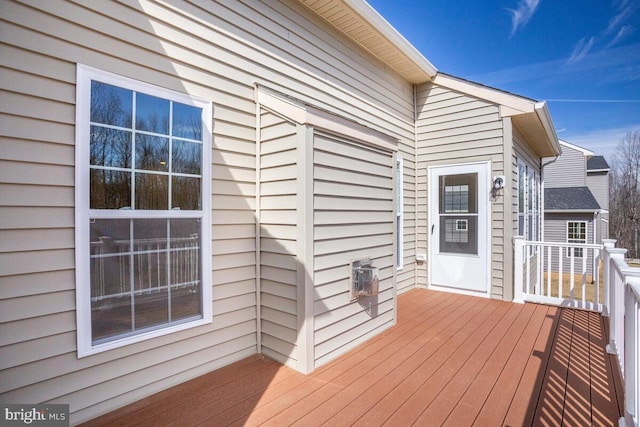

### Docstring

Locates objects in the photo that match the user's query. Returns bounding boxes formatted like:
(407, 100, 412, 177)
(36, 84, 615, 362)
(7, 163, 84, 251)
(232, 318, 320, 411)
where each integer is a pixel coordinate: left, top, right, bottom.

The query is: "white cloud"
(567, 37, 596, 64)
(607, 25, 635, 48)
(563, 125, 640, 161)
(506, 0, 541, 36)
(605, 2, 637, 35)
(566, 0, 638, 64)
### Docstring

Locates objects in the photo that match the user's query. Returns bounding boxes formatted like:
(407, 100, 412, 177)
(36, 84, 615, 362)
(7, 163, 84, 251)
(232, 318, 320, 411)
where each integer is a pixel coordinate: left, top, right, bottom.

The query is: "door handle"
(431, 224, 434, 235)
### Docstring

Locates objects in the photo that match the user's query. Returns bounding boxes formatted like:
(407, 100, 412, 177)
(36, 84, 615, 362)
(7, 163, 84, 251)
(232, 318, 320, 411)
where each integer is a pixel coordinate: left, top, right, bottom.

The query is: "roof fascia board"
(255, 85, 398, 151)
(343, 0, 437, 78)
(534, 101, 561, 155)
(587, 168, 610, 173)
(545, 209, 599, 213)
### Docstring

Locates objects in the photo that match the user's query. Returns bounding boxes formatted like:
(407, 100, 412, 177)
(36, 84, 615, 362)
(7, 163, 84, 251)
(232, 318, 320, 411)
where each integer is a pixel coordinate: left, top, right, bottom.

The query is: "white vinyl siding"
(1, 0, 415, 423)
(543, 143, 586, 188)
(258, 109, 300, 367)
(313, 133, 395, 368)
(415, 83, 506, 298)
(586, 172, 609, 211)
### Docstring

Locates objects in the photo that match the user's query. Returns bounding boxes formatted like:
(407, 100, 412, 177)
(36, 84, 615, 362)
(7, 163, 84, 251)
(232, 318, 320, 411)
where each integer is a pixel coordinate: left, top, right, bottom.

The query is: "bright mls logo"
(1, 404, 69, 426)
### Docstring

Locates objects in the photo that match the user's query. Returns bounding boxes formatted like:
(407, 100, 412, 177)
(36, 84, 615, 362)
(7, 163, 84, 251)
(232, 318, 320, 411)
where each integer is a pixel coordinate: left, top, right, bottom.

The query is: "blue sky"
(367, 0, 640, 161)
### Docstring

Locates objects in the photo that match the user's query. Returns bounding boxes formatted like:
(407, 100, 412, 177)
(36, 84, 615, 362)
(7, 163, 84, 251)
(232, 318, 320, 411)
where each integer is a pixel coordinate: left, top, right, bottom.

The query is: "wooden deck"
(83, 289, 624, 426)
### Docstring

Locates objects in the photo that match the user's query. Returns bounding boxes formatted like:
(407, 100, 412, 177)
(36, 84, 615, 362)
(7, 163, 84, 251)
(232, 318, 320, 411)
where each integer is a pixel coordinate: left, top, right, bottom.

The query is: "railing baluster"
(526, 244, 531, 295)
(559, 247, 563, 300)
(547, 245, 552, 297)
(570, 248, 575, 303)
(582, 250, 587, 307)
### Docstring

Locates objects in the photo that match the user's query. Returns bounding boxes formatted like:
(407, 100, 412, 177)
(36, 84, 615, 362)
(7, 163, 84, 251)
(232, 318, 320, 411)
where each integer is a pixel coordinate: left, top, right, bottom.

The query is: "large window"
(567, 221, 587, 258)
(75, 65, 212, 356)
(518, 161, 540, 252)
(396, 157, 403, 270)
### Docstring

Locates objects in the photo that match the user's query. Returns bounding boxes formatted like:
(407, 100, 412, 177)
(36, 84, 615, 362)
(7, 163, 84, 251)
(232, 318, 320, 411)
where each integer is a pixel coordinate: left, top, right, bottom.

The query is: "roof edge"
(432, 73, 537, 112)
(559, 139, 594, 156)
(345, 0, 437, 78)
(534, 101, 561, 156)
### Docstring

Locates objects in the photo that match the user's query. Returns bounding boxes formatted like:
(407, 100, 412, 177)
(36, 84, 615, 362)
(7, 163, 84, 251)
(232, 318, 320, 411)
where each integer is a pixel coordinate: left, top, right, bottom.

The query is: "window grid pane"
(90, 85, 203, 211)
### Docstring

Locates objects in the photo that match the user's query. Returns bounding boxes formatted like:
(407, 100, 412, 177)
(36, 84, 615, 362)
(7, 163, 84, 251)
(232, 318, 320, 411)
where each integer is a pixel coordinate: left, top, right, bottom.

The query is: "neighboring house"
(587, 154, 611, 242)
(0, 0, 559, 423)
(542, 140, 610, 275)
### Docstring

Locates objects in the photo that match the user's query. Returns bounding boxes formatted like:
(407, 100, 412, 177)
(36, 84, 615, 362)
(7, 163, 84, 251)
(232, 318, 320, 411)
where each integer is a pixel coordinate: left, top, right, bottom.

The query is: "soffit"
(298, 0, 437, 83)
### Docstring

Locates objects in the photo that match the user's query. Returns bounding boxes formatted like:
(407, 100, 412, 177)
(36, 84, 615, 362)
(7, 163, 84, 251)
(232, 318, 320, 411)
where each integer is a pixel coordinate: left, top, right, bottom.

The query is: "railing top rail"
(629, 279, 640, 300)
(520, 240, 603, 250)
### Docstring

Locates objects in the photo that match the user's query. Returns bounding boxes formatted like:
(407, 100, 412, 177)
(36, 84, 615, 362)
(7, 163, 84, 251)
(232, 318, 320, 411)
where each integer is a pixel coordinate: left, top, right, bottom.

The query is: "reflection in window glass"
(89, 218, 203, 344)
(135, 173, 169, 210)
(135, 92, 169, 134)
(172, 140, 201, 175)
(90, 81, 132, 127)
(135, 134, 169, 172)
(172, 176, 201, 210)
(173, 102, 202, 140)
(90, 169, 131, 209)
(90, 127, 131, 168)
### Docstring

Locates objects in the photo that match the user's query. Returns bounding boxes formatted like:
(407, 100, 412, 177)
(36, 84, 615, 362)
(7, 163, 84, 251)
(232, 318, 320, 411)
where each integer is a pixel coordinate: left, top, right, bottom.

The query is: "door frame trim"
(427, 161, 492, 297)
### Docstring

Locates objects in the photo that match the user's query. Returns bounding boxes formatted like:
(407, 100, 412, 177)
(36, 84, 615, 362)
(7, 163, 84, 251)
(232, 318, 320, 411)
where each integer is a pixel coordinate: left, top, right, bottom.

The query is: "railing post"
(624, 278, 640, 427)
(602, 239, 616, 317)
(513, 236, 524, 303)
(607, 247, 628, 359)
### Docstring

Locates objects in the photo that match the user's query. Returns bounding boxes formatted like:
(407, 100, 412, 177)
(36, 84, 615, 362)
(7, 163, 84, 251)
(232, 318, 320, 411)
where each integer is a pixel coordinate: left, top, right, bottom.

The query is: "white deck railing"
(513, 237, 604, 311)
(514, 236, 640, 426)
(602, 240, 640, 427)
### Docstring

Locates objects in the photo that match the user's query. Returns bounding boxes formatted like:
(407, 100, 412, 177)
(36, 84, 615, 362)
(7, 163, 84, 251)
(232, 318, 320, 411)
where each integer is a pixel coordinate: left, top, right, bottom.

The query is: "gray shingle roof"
(545, 187, 601, 211)
(587, 155, 610, 171)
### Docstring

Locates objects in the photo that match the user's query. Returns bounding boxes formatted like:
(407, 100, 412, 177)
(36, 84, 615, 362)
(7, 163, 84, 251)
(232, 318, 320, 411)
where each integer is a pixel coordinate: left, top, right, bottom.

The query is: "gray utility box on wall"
(350, 258, 379, 300)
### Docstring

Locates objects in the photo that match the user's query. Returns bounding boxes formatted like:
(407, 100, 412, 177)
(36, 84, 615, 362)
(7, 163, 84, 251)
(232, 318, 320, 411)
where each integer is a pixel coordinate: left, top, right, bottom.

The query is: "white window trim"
(396, 157, 404, 270)
(566, 221, 587, 258)
(517, 160, 541, 255)
(75, 64, 212, 357)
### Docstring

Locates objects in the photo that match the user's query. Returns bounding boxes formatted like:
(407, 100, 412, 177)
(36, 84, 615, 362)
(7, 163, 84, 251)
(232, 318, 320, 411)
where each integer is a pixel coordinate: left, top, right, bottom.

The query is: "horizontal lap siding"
(259, 109, 299, 367)
(543, 145, 586, 188)
(415, 83, 506, 297)
(0, 0, 416, 423)
(313, 134, 395, 367)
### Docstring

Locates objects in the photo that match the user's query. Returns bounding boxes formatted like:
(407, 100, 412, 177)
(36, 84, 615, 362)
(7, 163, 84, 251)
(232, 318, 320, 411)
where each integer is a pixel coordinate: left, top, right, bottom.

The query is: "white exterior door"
(429, 162, 489, 294)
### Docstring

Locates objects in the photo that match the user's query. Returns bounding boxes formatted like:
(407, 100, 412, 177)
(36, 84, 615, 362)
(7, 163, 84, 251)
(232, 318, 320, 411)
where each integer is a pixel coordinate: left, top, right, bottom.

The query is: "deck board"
(82, 289, 624, 427)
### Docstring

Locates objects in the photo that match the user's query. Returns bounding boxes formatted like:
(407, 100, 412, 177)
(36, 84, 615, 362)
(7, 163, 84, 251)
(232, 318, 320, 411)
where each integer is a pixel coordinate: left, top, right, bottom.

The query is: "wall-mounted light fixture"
(493, 175, 505, 191)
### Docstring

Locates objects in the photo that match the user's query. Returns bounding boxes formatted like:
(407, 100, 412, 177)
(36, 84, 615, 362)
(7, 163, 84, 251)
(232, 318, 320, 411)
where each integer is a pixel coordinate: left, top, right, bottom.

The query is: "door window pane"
(439, 173, 478, 254)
